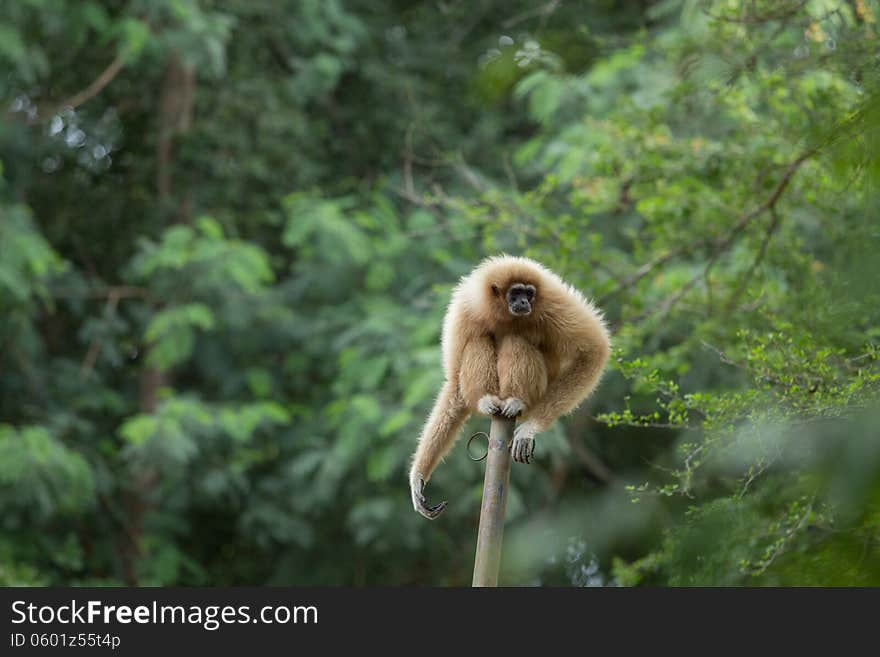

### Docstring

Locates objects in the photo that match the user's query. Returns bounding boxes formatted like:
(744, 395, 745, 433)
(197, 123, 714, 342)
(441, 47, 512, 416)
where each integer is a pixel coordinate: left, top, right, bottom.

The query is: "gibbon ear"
(490, 283, 500, 297)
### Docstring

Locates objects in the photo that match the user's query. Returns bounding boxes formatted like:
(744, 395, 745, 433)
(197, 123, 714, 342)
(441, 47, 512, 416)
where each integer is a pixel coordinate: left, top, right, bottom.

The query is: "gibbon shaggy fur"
(409, 255, 611, 519)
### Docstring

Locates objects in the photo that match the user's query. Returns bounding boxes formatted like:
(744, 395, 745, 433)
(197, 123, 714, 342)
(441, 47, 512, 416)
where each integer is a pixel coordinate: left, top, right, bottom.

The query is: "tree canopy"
(1, 0, 879, 586)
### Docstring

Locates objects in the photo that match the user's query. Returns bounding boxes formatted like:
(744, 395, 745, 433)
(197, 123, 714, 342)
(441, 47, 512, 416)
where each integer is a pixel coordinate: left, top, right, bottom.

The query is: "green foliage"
(0, 425, 94, 519)
(1, 0, 878, 586)
(131, 218, 274, 295)
(0, 205, 65, 310)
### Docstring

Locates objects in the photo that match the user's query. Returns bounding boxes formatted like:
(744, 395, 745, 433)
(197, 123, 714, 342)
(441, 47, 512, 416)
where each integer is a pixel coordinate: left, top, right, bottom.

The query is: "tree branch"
(624, 148, 816, 325)
(503, 0, 561, 28)
(726, 205, 783, 309)
(598, 242, 703, 305)
(79, 288, 122, 380)
(40, 52, 127, 122)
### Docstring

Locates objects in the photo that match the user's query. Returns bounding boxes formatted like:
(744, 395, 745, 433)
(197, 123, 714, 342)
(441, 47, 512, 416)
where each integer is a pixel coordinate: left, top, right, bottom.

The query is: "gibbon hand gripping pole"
(472, 415, 515, 587)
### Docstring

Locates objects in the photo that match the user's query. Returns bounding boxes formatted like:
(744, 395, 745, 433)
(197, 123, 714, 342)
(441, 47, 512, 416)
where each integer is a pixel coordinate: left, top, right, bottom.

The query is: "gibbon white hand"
(477, 394, 503, 416)
(501, 397, 526, 418)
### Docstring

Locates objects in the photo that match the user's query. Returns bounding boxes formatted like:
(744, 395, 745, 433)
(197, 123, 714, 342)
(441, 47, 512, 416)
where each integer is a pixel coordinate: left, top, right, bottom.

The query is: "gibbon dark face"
(504, 282, 536, 316)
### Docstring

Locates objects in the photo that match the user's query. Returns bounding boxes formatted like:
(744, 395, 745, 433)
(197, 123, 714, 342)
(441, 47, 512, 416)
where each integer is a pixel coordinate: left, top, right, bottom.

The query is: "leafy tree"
(1, 0, 878, 586)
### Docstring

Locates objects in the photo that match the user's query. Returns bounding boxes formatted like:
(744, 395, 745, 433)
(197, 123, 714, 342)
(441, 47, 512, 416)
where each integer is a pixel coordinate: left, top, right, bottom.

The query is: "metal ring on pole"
(466, 431, 490, 461)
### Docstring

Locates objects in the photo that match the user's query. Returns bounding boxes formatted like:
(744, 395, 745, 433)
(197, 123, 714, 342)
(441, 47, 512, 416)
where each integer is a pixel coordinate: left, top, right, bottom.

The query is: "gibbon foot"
(511, 419, 539, 464)
(500, 397, 526, 418)
(411, 473, 448, 520)
(477, 394, 504, 416)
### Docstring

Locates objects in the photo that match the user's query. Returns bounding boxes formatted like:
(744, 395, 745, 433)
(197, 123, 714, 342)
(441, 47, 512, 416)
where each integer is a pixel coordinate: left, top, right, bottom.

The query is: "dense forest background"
(1, 0, 879, 586)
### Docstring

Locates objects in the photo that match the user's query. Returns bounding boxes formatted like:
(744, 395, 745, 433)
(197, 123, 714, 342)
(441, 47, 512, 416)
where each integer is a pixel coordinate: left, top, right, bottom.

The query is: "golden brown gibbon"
(409, 255, 611, 519)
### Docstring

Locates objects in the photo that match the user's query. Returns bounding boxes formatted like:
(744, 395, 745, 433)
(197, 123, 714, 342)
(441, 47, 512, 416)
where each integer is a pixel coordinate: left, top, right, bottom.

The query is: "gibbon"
(409, 255, 611, 519)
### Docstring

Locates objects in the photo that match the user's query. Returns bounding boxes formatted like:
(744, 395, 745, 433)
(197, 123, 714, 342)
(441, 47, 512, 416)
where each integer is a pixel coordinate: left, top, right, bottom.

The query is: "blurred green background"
(1, 0, 879, 586)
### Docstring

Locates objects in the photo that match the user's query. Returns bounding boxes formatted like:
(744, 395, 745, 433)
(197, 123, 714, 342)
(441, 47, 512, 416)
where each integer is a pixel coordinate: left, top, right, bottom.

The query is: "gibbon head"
(471, 255, 557, 324)
(492, 281, 536, 317)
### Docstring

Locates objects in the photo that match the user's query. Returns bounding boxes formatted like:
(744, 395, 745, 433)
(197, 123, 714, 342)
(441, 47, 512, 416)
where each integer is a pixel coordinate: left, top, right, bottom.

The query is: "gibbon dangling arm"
(409, 310, 498, 519)
(409, 380, 469, 519)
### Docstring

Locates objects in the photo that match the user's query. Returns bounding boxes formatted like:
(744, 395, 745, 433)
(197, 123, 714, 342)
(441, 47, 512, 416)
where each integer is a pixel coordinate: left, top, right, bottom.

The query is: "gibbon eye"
(525, 286, 535, 300)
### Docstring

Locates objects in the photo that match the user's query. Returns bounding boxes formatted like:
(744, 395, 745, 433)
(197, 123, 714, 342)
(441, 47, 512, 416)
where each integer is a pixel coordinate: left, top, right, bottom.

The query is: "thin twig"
(701, 340, 748, 370)
(598, 242, 704, 305)
(501, 151, 519, 192)
(701, 0, 809, 25)
(402, 124, 416, 198)
(53, 285, 149, 301)
(40, 53, 127, 122)
(753, 497, 814, 574)
(80, 289, 121, 380)
(727, 205, 783, 309)
(503, 0, 561, 28)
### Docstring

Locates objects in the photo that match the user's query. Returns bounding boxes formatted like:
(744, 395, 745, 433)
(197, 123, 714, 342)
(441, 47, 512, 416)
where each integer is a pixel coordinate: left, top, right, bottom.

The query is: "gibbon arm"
(497, 334, 548, 410)
(458, 335, 499, 409)
(528, 345, 608, 430)
(511, 338, 609, 463)
(409, 333, 502, 518)
(409, 380, 469, 519)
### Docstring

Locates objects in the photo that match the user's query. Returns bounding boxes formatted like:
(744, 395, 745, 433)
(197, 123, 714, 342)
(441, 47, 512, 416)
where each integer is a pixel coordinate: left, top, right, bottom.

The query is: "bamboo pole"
(472, 415, 515, 587)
